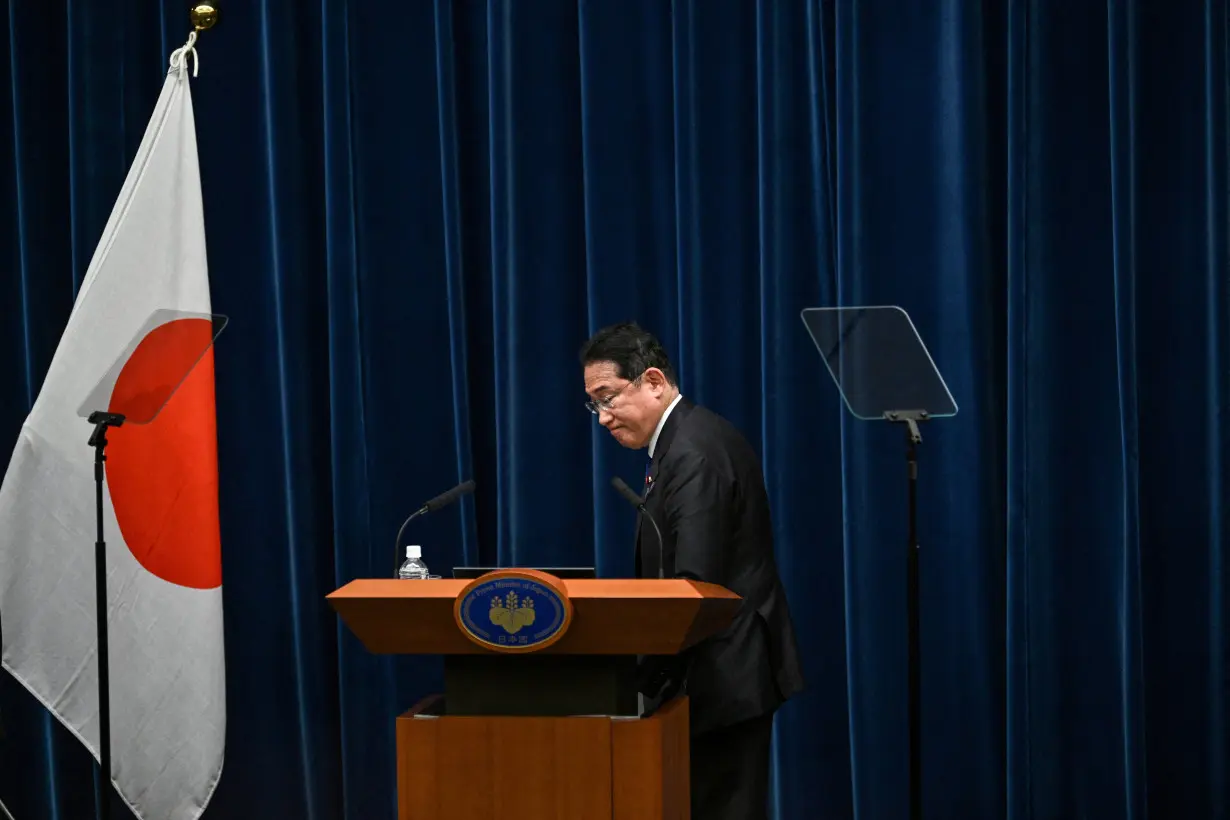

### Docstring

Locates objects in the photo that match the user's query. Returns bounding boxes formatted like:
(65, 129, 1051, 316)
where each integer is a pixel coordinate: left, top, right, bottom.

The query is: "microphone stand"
(392, 481, 476, 576)
(609, 477, 665, 579)
(87, 411, 125, 820)
(639, 505, 665, 580)
(393, 509, 427, 577)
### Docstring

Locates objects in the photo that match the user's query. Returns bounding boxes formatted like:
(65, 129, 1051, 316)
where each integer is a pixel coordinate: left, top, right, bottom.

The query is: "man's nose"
(598, 408, 616, 427)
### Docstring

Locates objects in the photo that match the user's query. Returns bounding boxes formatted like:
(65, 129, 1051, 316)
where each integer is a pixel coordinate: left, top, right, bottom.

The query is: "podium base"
(397, 694, 690, 820)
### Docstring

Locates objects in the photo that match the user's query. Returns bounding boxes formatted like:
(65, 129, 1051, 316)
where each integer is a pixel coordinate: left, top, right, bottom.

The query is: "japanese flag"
(0, 47, 226, 819)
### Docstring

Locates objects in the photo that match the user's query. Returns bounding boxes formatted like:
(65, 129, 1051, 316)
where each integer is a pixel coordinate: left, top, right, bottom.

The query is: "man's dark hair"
(579, 322, 678, 386)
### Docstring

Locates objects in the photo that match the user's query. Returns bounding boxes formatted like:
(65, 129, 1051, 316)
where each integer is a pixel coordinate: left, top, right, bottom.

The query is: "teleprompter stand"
(801, 306, 958, 820)
(77, 309, 226, 820)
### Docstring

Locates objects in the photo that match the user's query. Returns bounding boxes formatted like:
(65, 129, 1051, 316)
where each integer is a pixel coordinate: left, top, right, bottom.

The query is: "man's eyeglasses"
(585, 374, 643, 415)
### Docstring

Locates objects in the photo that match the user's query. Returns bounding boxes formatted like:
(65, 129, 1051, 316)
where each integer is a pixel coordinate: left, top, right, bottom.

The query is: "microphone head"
(423, 479, 476, 513)
(610, 476, 643, 508)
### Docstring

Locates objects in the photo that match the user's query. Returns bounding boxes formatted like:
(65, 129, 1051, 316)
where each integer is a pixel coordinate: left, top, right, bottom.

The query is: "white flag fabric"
(0, 50, 225, 819)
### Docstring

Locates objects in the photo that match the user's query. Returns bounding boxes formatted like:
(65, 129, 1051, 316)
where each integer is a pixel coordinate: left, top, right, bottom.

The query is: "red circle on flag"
(106, 318, 223, 590)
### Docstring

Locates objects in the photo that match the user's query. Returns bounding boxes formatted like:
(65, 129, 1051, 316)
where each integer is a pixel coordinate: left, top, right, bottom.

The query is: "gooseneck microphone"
(611, 476, 665, 579)
(393, 479, 475, 576)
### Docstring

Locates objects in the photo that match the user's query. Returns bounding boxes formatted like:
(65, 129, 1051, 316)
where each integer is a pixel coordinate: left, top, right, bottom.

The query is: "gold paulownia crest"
(489, 590, 536, 634)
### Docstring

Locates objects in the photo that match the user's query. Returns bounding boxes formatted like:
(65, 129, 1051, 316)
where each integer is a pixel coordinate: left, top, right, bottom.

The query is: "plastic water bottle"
(398, 545, 430, 579)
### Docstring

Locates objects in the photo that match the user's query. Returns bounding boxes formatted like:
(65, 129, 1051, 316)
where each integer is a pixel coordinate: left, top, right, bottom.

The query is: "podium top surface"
(329, 577, 738, 601)
(328, 577, 740, 656)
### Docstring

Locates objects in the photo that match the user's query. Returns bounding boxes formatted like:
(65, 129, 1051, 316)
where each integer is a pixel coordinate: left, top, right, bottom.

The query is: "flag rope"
(168, 31, 200, 77)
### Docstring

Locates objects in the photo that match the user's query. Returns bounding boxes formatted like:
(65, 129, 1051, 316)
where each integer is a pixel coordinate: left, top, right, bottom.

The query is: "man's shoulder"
(669, 402, 754, 459)
(678, 401, 741, 436)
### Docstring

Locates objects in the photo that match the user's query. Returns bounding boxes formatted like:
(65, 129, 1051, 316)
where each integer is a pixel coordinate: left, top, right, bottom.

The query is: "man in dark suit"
(580, 322, 805, 820)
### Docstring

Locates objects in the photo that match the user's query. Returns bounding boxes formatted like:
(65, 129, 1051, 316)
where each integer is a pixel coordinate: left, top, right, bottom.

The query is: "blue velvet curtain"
(1, 1, 1227, 818)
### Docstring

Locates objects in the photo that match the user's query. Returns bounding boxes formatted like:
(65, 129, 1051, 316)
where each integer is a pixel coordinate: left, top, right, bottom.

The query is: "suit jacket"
(635, 398, 805, 736)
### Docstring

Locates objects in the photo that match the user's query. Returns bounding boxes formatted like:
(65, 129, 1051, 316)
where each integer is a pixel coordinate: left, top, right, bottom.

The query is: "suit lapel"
(638, 399, 693, 578)
(650, 398, 692, 472)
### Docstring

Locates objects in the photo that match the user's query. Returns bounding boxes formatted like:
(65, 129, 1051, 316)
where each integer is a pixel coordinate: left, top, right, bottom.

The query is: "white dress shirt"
(649, 394, 683, 458)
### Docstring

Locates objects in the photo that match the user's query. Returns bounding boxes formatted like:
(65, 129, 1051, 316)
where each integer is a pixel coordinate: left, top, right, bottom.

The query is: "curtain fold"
(0, 2, 1226, 818)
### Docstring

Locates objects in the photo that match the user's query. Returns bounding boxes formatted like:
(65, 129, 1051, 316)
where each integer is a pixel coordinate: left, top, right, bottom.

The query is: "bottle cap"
(405, 545, 421, 560)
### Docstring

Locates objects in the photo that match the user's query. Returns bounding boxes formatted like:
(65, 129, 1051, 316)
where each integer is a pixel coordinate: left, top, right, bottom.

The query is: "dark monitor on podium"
(451, 567, 596, 580)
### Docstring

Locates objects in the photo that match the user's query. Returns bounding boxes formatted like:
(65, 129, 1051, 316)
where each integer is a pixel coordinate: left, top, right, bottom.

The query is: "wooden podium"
(327, 570, 740, 820)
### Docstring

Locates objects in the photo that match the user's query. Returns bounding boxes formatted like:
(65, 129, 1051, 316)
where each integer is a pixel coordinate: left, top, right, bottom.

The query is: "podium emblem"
(454, 569, 573, 653)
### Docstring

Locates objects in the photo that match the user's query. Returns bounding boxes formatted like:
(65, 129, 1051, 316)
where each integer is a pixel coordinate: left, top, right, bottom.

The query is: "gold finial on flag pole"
(190, 4, 219, 32)
(170, 4, 217, 76)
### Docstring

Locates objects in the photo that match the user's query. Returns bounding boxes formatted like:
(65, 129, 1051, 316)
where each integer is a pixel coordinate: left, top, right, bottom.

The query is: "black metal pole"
(93, 430, 111, 820)
(88, 412, 123, 820)
(885, 410, 925, 820)
(906, 423, 921, 820)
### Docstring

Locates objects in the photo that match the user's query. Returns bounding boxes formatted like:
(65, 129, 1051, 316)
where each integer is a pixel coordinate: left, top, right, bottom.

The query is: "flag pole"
(89, 12, 220, 820)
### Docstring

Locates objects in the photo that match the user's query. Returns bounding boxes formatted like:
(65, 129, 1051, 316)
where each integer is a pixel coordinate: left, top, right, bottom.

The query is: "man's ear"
(642, 367, 669, 392)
